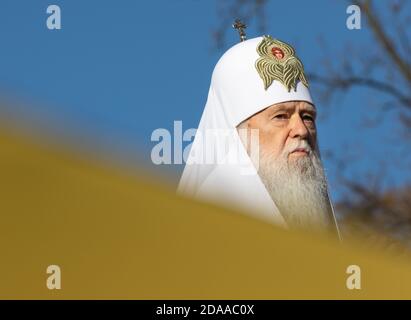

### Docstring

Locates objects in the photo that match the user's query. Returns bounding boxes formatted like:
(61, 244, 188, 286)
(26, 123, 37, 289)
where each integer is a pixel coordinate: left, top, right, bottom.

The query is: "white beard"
(258, 140, 333, 231)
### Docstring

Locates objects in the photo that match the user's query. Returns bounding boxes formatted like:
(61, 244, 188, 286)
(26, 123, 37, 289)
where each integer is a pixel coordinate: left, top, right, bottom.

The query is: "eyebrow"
(270, 103, 316, 116)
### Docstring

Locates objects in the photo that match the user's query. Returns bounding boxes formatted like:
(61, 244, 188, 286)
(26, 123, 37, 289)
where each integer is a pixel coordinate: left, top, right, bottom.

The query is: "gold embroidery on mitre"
(255, 35, 309, 91)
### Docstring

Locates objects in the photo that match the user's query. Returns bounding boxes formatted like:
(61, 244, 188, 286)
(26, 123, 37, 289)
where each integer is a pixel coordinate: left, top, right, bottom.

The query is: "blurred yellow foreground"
(1, 126, 411, 299)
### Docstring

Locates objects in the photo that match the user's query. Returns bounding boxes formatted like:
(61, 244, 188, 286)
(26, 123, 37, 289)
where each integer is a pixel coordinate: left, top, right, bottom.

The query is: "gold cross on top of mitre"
(232, 19, 247, 42)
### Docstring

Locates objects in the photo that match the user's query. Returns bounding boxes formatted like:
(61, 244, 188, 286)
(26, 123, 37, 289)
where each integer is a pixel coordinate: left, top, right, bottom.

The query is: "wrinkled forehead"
(268, 101, 316, 113)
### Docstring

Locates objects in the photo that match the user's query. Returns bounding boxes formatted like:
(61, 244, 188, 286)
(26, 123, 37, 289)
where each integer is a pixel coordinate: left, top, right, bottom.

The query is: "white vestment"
(177, 37, 339, 233)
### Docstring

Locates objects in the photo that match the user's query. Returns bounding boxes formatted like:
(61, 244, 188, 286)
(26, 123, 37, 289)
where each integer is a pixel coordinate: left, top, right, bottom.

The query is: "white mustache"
(285, 140, 312, 155)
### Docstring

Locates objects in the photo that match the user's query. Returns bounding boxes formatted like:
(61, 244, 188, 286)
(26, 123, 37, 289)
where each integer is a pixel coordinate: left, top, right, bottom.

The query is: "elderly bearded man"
(178, 35, 340, 237)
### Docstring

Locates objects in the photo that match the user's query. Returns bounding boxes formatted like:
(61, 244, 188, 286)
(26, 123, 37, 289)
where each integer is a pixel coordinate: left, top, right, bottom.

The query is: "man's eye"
(273, 114, 288, 120)
(303, 115, 314, 122)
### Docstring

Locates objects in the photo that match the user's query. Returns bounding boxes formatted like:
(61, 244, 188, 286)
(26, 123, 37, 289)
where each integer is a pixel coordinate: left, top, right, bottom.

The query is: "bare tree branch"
(308, 73, 411, 109)
(355, 0, 411, 87)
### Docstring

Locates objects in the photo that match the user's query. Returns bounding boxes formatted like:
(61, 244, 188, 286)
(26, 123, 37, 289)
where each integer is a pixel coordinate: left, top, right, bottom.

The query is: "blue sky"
(0, 0, 408, 202)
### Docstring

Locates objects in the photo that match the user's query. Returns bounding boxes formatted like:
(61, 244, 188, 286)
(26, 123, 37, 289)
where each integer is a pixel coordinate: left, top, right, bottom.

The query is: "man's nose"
(289, 114, 309, 139)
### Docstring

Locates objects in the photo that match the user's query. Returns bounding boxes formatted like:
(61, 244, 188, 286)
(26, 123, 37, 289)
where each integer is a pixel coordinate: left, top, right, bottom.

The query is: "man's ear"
(237, 120, 250, 155)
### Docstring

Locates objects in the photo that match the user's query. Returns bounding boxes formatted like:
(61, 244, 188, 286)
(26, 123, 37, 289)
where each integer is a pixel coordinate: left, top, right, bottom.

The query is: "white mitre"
(178, 36, 338, 230)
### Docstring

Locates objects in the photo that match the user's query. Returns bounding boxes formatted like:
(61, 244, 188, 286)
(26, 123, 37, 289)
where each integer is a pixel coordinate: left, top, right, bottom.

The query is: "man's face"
(238, 100, 334, 231)
(244, 100, 317, 162)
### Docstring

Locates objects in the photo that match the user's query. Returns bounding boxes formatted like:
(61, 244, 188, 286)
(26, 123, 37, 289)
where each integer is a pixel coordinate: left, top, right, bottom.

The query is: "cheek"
(308, 126, 317, 135)
(308, 128, 317, 146)
(259, 128, 287, 157)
